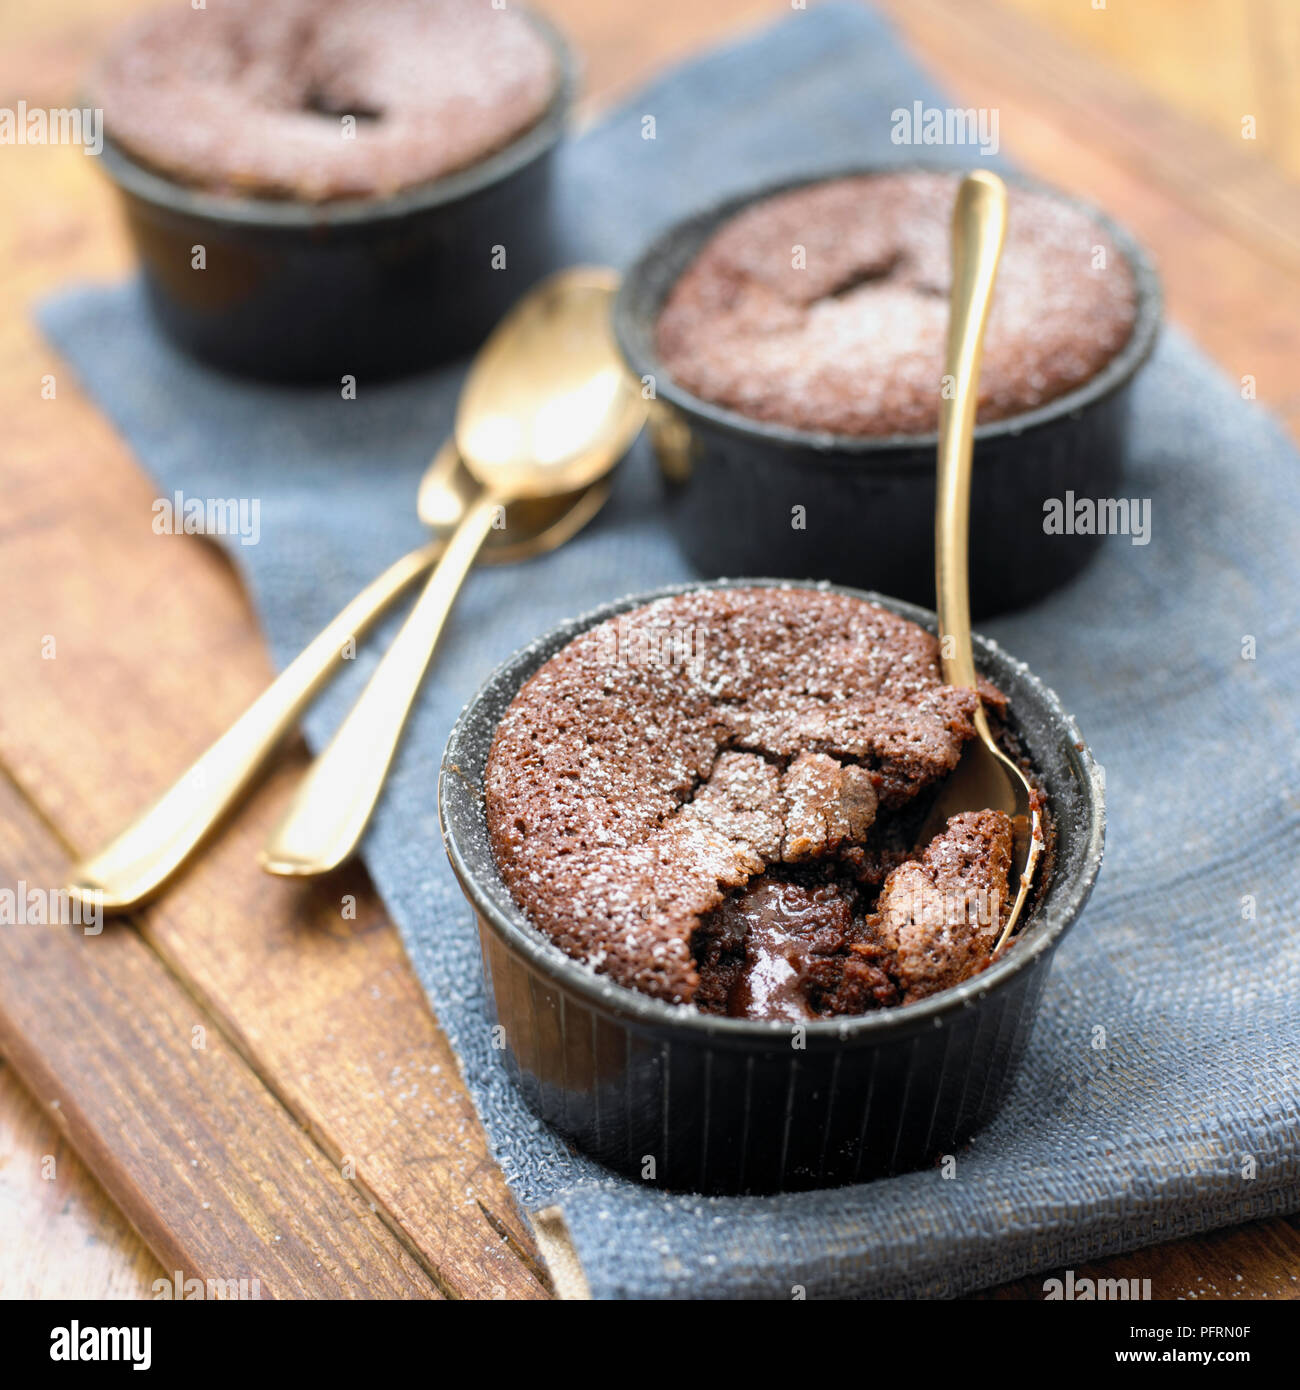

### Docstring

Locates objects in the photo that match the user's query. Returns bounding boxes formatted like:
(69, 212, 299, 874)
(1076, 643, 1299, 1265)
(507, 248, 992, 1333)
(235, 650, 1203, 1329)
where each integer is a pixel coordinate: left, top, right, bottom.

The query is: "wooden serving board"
(0, 0, 1296, 1299)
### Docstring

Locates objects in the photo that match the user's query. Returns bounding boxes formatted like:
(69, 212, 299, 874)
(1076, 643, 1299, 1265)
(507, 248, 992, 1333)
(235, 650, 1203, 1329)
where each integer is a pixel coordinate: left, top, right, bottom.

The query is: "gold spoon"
(259, 267, 647, 878)
(67, 428, 610, 913)
(922, 170, 1043, 950)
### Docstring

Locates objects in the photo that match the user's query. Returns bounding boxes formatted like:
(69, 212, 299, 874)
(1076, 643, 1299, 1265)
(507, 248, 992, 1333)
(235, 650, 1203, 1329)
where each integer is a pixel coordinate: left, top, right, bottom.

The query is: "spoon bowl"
(456, 267, 647, 498)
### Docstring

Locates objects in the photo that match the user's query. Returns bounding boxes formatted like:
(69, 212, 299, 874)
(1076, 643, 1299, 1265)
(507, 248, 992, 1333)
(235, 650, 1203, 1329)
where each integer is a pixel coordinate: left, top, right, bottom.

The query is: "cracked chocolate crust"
(485, 587, 1022, 1012)
(655, 171, 1138, 436)
(90, 0, 558, 201)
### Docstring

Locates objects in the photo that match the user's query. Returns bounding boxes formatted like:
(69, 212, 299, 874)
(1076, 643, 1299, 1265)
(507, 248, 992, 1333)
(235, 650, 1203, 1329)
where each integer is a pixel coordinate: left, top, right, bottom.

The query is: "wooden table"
(1, 0, 1297, 1300)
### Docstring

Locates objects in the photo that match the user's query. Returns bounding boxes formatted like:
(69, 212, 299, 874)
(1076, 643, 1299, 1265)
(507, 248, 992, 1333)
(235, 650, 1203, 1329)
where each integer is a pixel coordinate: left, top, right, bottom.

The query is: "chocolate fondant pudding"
(485, 588, 1037, 1020)
(655, 172, 1138, 436)
(91, 0, 558, 201)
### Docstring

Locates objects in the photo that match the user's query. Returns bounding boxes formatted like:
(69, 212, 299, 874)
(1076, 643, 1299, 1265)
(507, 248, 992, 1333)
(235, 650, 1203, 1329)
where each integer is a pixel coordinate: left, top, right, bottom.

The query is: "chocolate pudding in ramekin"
(614, 168, 1161, 614)
(440, 581, 1105, 1194)
(89, 0, 573, 379)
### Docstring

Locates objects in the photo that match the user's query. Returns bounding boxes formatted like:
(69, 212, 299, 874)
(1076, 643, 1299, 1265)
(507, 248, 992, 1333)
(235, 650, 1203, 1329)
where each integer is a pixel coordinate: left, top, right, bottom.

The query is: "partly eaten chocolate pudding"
(485, 588, 1040, 1021)
(91, 0, 558, 201)
(655, 171, 1138, 437)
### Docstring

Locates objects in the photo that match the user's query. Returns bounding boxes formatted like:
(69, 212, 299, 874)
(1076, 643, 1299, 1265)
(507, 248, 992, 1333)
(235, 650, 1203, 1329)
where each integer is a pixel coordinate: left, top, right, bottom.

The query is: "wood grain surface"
(0, 0, 1296, 1300)
(0, 1058, 163, 1299)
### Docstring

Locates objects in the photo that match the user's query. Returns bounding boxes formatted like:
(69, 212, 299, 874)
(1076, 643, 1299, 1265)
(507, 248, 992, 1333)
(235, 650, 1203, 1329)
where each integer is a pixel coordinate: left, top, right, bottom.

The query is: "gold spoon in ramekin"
(920, 171, 1044, 949)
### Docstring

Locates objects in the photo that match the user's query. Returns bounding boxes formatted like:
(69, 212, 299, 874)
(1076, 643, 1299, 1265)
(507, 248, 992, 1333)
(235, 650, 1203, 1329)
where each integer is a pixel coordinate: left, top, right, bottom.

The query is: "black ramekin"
(95, 10, 574, 381)
(439, 580, 1105, 1195)
(613, 168, 1162, 616)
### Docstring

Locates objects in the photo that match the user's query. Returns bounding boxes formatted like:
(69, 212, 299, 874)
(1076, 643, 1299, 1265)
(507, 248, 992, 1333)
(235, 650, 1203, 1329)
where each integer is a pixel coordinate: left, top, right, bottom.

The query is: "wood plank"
(1003, 0, 1300, 186)
(0, 773, 437, 1299)
(0, 1057, 164, 1299)
(977, 1215, 1300, 1301)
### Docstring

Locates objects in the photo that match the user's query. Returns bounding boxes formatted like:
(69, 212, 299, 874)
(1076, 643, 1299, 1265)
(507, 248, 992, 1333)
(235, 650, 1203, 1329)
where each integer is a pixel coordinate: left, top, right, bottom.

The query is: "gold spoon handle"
(67, 539, 443, 912)
(935, 170, 1008, 689)
(259, 488, 501, 878)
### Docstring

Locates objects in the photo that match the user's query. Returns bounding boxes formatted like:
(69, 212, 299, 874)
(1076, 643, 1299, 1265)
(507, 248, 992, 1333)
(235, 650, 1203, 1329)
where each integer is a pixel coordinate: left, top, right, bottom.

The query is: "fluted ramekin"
(439, 580, 1105, 1194)
(95, 9, 574, 381)
(613, 169, 1162, 616)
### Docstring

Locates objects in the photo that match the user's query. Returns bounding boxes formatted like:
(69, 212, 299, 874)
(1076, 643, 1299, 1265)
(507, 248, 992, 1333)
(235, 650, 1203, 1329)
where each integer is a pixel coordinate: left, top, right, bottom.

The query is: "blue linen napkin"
(40, 2, 1300, 1299)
